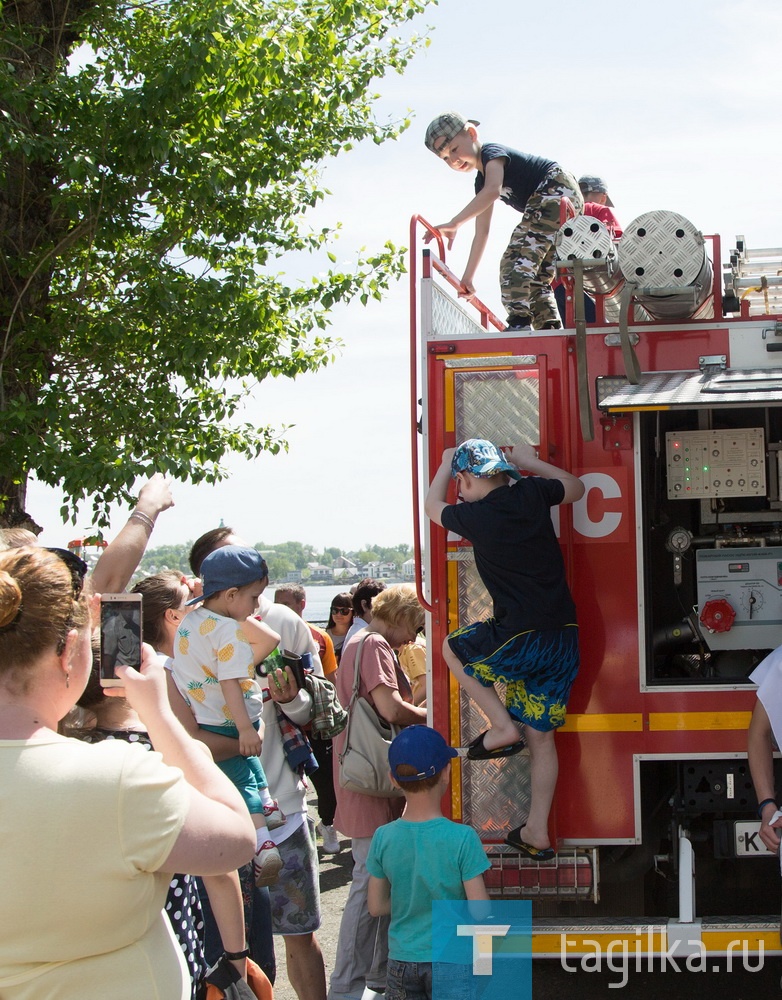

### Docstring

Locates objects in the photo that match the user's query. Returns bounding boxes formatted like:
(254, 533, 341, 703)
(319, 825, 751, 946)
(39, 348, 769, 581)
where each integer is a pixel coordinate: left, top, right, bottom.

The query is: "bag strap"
(348, 632, 370, 710)
(340, 632, 370, 759)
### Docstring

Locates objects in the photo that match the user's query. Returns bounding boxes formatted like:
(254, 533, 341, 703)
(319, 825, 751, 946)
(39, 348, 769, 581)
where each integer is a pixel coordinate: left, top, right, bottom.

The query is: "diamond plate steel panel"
(454, 369, 540, 444)
(619, 211, 706, 287)
(448, 361, 540, 837)
(431, 284, 486, 338)
(444, 356, 537, 369)
(457, 555, 492, 623)
(455, 554, 532, 837)
(555, 215, 623, 299)
(597, 368, 782, 410)
(556, 214, 616, 264)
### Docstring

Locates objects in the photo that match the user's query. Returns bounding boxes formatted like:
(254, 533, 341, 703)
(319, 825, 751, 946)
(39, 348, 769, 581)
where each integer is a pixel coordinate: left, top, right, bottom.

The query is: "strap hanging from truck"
(618, 283, 642, 384)
(573, 260, 594, 442)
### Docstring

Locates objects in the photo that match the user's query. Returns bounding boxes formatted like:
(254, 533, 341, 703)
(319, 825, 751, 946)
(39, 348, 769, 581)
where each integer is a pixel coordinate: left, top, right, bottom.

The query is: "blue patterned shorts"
(447, 621, 579, 732)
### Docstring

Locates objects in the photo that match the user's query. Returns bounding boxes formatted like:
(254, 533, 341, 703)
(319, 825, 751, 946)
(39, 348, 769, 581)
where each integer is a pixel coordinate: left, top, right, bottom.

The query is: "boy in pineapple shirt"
(172, 545, 285, 885)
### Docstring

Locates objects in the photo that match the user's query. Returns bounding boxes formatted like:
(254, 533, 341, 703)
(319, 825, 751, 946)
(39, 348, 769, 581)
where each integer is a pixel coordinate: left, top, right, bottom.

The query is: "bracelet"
(223, 948, 250, 960)
(129, 509, 155, 531)
(757, 798, 777, 818)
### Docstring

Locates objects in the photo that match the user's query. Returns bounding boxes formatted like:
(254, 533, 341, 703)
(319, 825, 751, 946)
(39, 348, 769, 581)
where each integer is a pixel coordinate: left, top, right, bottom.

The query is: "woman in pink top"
(329, 585, 427, 1000)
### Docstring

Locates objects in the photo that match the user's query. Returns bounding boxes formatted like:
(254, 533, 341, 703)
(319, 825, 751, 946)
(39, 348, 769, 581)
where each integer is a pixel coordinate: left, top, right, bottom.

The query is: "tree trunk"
(0, 472, 41, 532)
(0, 0, 95, 527)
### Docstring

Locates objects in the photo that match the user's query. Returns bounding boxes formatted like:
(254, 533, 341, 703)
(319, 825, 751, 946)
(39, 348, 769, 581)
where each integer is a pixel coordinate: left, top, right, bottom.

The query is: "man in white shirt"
(189, 528, 326, 1000)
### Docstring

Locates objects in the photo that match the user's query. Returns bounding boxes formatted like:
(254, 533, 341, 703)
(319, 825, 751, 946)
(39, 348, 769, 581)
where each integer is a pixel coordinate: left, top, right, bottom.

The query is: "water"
(266, 583, 354, 626)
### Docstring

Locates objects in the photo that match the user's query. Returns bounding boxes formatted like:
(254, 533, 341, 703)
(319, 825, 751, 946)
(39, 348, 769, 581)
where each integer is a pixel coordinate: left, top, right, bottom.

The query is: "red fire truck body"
(409, 214, 782, 957)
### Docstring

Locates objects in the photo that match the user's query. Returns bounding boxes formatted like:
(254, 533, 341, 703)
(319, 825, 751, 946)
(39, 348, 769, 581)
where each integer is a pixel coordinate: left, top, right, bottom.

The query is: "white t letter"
(456, 924, 511, 975)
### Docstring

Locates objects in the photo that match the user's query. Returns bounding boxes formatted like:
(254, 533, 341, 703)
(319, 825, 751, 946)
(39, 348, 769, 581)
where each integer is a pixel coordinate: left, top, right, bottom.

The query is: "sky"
(26, 0, 782, 553)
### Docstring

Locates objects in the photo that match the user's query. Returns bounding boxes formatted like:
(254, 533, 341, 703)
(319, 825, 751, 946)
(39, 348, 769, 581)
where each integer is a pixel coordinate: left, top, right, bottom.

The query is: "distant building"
(402, 558, 415, 580)
(334, 555, 358, 572)
(360, 560, 398, 579)
(308, 564, 333, 581)
(285, 570, 303, 583)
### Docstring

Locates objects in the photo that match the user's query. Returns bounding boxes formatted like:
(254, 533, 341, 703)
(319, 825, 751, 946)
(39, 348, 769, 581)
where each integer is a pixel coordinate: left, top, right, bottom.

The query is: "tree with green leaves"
(0, 0, 431, 529)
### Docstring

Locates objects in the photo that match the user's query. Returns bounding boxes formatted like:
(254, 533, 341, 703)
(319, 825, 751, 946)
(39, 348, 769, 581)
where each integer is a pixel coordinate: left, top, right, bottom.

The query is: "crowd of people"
(0, 477, 449, 1000)
(0, 417, 592, 1000)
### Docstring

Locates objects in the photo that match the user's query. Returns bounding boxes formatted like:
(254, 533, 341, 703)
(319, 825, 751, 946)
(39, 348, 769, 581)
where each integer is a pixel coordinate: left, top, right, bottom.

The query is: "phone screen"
(100, 597, 143, 680)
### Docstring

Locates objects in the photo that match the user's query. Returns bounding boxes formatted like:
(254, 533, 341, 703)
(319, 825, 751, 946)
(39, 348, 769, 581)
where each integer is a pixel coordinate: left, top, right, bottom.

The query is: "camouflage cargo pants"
(499, 167, 584, 328)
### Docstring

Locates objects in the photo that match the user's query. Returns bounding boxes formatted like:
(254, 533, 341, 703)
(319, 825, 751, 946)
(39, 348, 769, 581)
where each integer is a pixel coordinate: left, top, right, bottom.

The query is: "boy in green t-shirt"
(367, 726, 490, 1000)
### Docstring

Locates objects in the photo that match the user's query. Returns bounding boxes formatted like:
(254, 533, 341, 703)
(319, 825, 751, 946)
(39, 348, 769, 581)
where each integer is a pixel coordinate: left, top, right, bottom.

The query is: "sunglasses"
(331, 607, 352, 616)
(46, 547, 88, 599)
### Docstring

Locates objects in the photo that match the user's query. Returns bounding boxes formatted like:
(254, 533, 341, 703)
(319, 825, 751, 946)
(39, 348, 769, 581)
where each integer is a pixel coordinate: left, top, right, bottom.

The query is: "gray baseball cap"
(578, 175, 614, 207)
(424, 112, 480, 154)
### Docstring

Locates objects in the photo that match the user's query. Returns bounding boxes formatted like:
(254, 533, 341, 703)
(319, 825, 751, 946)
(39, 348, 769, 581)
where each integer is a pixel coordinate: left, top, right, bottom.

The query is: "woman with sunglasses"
(0, 547, 255, 1000)
(326, 593, 354, 663)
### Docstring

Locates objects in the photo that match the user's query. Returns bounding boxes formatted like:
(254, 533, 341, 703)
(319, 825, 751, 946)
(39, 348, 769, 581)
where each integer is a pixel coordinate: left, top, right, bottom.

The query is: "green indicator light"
(703, 466, 709, 472)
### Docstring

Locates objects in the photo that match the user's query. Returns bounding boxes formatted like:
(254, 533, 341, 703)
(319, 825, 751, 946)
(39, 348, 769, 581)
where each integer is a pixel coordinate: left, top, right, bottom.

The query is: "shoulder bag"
(337, 634, 404, 798)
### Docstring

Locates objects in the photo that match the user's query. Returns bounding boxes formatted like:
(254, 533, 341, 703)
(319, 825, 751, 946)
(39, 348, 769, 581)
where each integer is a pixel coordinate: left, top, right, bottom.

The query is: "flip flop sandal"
(505, 826, 555, 860)
(464, 730, 526, 760)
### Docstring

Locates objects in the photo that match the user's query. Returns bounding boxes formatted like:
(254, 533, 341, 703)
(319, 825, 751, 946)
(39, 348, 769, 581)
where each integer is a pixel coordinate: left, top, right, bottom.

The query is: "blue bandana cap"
(451, 439, 522, 481)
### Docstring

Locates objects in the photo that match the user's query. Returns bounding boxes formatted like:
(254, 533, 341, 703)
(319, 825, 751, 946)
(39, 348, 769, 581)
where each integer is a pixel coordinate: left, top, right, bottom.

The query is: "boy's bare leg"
(284, 932, 327, 1000)
(521, 726, 557, 850)
(442, 638, 521, 751)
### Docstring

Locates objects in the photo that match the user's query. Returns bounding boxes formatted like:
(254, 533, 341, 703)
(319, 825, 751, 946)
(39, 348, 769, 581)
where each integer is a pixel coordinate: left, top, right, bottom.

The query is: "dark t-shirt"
(474, 143, 555, 213)
(440, 476, 576, 630)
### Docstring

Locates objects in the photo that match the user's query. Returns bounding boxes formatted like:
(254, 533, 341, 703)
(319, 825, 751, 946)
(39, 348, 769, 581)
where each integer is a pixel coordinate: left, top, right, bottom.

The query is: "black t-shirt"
(475, 143, 555, 213)
(440, 476, 576, 630)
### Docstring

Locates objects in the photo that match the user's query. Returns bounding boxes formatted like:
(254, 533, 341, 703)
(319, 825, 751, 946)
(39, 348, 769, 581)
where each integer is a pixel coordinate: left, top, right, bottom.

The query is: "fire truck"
(408, 209, 782, 959)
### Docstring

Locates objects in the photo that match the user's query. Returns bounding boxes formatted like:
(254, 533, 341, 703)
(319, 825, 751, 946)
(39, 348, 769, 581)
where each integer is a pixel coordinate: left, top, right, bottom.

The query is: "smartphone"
(282, 650, 311, 691)
(100, 593, 143, 686)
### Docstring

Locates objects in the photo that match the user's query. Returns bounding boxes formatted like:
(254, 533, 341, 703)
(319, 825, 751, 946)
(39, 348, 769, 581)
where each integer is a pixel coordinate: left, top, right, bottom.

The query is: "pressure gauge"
(741, 589, 764, 618)
(666, 528, 693, 554)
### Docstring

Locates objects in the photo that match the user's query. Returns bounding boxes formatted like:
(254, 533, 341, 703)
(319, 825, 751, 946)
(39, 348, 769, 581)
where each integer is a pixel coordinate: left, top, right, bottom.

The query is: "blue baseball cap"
(451, 439, 522, 481)
(187, 545, 269, 605)
(388, 726, 457, 782)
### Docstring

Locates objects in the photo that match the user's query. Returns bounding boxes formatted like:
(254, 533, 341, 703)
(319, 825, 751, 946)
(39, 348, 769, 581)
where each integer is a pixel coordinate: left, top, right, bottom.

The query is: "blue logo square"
(431, 900, 532, 1000)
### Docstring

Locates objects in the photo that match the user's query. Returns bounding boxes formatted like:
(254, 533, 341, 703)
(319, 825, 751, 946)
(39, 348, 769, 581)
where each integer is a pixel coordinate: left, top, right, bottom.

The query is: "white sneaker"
(262, 799, 286, 830)
(317, 822, 341, 854)
(254, 841, 283, 887)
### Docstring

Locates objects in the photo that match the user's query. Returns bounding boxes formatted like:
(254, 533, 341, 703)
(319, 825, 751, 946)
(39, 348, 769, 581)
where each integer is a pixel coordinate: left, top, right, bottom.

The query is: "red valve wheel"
(699, 598, 736, 633)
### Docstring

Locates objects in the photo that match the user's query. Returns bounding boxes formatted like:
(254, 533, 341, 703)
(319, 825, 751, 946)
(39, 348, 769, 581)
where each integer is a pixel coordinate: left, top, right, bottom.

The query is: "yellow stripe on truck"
(648, 712, 752, 731)
(558, 713, 643, 732)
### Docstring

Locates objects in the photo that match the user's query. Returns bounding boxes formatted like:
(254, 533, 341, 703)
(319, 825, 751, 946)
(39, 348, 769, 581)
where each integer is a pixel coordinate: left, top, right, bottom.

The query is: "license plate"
(734, 821, 776, 857)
